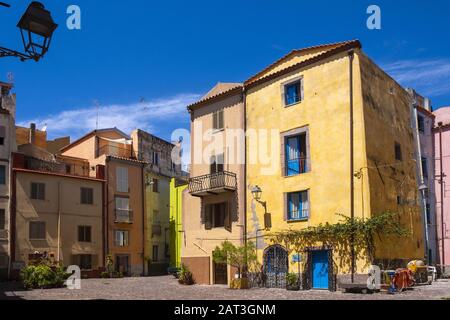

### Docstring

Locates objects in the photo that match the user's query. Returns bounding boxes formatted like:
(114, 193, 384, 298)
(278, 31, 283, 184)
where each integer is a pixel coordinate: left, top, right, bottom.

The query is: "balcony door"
(210, 154, 224, 189)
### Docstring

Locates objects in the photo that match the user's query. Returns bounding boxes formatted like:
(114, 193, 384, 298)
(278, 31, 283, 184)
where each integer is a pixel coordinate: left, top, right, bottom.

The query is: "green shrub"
(178, 264, 195, 285)
(21, 265, 69, 289)
(286, 272, 299, 287)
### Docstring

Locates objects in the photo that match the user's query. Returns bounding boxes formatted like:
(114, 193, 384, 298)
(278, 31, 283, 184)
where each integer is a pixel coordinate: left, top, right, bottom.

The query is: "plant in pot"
(286, 272, 300, 291)
(212, 241, 257, 290)
(178, 264, 195, 285)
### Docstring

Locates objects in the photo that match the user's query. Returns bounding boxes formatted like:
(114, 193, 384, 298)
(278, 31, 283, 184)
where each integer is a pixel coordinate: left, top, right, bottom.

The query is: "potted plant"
(286, 272, 300, 291)
(212, 241, 257, 290)
(178, 264, 195, 285)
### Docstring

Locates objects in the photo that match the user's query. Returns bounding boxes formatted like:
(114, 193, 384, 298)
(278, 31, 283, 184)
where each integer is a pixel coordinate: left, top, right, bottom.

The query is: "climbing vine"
(270, 212, 409, 269)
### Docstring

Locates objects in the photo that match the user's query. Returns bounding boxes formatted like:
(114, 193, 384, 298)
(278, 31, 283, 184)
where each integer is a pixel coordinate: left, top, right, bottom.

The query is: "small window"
(0, 209, 5, 230)
(116, 167, 129, 193)
(421, 157, 428, 179)
(397, 196, 402, 205)
(395, 143, 402, 161)
(213, 110, 224, 131)
(114, 230, 129, 247)
(287, 191, 309, 221)
(81, 188, 94, 205)
(31, 183, 45, 200)
(152, 179, 159, 193)
(153, 210, 160, 223)
(418, 115, 425, 134)
(0, 126, 5, 146)
(426, 204, 431, 225)
(78, 226, 92, 243)
(29, 221, 46, 240)
(210, 154, 224, 174)
(0, 166, 5, 185)
(152, 245, 159, 262)
(115, 197, 132, 223)
(284, 80, 302, 106)
(152, 151, 160, 166)
(79, 255, 92, 270)
(205, 202, 231, 231)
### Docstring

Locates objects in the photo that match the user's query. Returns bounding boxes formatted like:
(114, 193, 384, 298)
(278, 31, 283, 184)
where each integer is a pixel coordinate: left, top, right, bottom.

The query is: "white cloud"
(18, 93, 201, 140)
(382, 58, 450, 97)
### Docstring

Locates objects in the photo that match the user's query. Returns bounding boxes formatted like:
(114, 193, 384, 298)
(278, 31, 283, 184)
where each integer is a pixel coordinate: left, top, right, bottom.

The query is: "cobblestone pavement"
(1, 276, 450, 300)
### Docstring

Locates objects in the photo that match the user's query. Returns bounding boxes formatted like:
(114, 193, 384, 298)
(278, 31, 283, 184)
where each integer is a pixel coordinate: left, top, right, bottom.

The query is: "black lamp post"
(251, 185, 271, 230)
(0, 1, 57, 61)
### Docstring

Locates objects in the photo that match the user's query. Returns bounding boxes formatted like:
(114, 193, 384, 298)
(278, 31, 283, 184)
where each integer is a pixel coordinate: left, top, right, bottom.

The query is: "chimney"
(30, 123, 36, 145)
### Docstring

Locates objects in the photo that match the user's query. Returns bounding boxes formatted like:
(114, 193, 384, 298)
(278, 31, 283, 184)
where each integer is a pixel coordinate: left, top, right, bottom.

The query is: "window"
(0, 209, 5, 230)
(205, 202, 231, 231)
(78, 226, 92, 242)
(0, 126, 5, 146)
(152, 245, 159, 262)
(284, 80, 302, 106)
(114, 230, 129, 247)
(287, 191, 309, 221)
(213, 110, 224, 131)
(115, 197, 132, 223)
(29, 221, 46, 240)
(397, 196, 402, 205)
(285, 134, 307, 176)
(395, 143, 402, 161)
(152, 151, 160, 166)
(426, 204, 431, 225)
(0, 166, 5, 185)
(421, 157, 428, 179)
(210, 154, 224, 174)
(116, 167, 129, 193)
(31, 183, 45, 200)
(418, 115, 425, 134)
(79, 255, 92, 270)
(152, 178, 159, 193)
(153, 210, 160, 223)
(81, 188, 94, 205)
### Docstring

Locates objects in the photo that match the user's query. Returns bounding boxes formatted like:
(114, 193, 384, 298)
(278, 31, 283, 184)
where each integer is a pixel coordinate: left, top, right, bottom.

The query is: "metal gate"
(263, 245, 288, 288)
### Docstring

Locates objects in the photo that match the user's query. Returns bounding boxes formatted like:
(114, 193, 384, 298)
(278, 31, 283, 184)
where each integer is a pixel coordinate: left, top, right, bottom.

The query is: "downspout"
(105, 158, 110, 265)
(141, 164, 146, 275)
(243, 87, 248, 275)
(102, 177, 106, 267)
(348, 50, 356, 283)
(57, 182, 61, 262)
(8, 169, 16, 279)
(438, 122, 445, 269)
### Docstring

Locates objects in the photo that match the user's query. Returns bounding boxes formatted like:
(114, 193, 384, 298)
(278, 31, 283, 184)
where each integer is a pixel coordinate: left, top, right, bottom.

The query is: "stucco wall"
(14, 171, 104, 268)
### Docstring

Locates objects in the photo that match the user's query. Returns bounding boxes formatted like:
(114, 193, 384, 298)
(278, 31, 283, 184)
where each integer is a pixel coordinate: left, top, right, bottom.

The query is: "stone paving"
(1, 276, 450, 300)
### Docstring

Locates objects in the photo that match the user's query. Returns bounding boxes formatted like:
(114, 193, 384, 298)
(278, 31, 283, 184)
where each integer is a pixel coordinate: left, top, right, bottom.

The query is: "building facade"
(169, 177, 188, 269)
(61, 128, 146, 276)
(10, 150, 105, 278)
(434, 106, 450, 275)
(183, 83, 246, 285)
(131, 129, 182, 275)
(0, 81, 16, 279)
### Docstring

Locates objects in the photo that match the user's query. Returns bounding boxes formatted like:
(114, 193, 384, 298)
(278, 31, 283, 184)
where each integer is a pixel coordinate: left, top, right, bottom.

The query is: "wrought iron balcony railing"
(189, 171, 237, 196)
(115, 209, 133, 224)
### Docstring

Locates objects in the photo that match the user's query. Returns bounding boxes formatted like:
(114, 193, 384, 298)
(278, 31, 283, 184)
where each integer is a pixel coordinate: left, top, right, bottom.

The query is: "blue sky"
(2, 0, 450, 143)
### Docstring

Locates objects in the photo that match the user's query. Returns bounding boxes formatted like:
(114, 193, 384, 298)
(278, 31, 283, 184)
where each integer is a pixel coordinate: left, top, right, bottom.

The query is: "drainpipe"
(141, 164, 146, 275)
(105, 158, 110, 265)
(8, 168, 16, 279)
(243, 87, 248, 275)
(348, 50, 356, 283)
(438, 122, 445, 270)
(57, 182, 61, 262)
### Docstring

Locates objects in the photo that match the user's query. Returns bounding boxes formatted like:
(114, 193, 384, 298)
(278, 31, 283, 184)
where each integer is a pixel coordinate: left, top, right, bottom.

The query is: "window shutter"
(300, 78, 304, 101)
(217, 154, 224, 173)
(224, 202, 232, 233)
(205, 205, 212, 230)
(218, 110, 224, 129)
(283, 193, 288, 221)
(92, 255, 98, 269)
(86, 226, 92, 242)
(213, 112, 218, 130)
(280, 137, 286, 177)
(40, 184, 45, 200)
(78, 226, 83, 242)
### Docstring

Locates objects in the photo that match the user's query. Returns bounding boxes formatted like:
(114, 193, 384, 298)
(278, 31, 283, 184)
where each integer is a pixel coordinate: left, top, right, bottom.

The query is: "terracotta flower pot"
(230, 278, 250, 290)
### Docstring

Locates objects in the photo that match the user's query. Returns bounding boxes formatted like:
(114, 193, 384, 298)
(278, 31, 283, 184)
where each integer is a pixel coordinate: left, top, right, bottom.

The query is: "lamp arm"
(0, 46, 37, 61)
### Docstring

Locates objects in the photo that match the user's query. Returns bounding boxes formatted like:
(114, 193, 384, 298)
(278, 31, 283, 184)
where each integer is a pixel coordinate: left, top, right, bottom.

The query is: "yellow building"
(185, 40, 425, 290)
(245, 40, 424, 289)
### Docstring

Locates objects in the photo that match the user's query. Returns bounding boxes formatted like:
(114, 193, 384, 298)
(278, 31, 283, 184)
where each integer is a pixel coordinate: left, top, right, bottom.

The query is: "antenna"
(94, 100, 100, 130)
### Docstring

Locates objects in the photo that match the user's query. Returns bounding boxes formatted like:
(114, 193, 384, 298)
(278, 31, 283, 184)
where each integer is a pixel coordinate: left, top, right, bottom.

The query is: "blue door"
(312, 251, 329, 290)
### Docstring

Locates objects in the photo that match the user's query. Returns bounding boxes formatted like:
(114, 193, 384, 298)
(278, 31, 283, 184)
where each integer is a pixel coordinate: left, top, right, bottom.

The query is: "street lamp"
(0, 1, 57, 61)
(251, 185, 271, 230)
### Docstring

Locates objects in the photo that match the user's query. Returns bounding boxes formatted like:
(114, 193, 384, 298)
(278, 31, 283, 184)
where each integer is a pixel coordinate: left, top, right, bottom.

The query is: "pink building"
(434, 106, 450, 275)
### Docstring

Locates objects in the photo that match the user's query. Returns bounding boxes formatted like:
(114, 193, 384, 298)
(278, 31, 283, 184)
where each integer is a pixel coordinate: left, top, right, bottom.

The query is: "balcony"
(115, 209, 133, 224)
(97, 144, 135, 159)
(189, 171, 237, 197)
